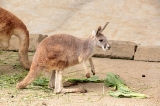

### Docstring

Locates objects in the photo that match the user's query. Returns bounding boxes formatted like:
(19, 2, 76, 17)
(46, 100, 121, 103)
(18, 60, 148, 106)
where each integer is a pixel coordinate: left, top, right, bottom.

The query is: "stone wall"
(4, 34, 160, 62)
(0, 0, 160, 46)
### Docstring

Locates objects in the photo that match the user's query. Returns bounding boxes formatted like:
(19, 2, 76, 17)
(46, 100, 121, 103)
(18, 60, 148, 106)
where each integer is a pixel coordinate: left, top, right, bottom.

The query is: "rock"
(93, 40, 137, 60)
(134, 46, 160, 62)
(7, 34, 48, 52)
(142, 75, 146, 77)
(94, 47, 112, 58)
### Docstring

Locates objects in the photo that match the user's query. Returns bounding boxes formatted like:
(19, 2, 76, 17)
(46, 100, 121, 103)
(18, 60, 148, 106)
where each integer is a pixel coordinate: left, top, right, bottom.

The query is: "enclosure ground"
(0, 51, 159, 106)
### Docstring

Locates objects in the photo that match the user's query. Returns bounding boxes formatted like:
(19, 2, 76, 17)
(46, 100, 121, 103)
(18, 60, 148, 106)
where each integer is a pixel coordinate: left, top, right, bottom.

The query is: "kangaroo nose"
(104, 44, 106, 49)
(107, 44, 111, 50)
(108, 46, 111, 50)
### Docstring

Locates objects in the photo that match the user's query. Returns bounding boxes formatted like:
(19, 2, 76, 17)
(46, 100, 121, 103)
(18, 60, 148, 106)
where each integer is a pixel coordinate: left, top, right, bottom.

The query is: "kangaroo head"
(91, 22, 110, 51)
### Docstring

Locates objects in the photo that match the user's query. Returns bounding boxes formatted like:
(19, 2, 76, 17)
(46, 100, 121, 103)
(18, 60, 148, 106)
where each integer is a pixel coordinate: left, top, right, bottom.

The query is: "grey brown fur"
(16, 22, 110, 94)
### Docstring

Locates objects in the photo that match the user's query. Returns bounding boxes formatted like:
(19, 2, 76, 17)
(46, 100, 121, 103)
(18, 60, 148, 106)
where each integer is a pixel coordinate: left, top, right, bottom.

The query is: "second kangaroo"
(16, 22, 111, 94)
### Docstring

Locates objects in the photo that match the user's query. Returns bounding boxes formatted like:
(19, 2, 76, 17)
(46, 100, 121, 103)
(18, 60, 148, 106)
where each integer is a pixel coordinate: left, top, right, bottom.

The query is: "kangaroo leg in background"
(48, 70, 77, 89)
(54, 70, 87, 94)
(48, 70, 55, 89)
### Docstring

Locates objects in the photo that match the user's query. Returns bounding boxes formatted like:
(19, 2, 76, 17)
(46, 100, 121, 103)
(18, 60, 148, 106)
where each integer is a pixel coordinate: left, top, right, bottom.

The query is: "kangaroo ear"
(97, 26, 102, 32)
(92, 30, 97, 37)
(100, 22, 109, 32)
(92, 26, 101, 37)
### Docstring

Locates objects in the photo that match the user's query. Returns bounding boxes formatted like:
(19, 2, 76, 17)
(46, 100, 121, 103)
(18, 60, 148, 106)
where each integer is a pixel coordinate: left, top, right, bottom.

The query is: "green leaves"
(66, 76, 103, 83)
(32, 78, 49, 86)
(0, 70, 147, 99)
(0, 73, 27, 89)
(104, 72, 147, 98)
(108, 90, 147, 98)
(104, 72, 124, 89)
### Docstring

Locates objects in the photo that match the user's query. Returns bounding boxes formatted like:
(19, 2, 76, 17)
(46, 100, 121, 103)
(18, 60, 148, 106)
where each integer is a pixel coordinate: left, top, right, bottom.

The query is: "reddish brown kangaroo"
(0, 7, 31, 69)
(16, 22, 110, 94)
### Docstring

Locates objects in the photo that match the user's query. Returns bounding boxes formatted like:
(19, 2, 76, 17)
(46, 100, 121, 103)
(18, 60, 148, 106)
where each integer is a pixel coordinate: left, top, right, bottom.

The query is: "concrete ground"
(0, 51, 159, 106)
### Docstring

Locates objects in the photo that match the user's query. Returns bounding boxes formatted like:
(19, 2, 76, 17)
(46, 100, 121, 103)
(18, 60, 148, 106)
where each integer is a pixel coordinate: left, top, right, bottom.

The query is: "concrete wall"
(1, 0, 160, 46)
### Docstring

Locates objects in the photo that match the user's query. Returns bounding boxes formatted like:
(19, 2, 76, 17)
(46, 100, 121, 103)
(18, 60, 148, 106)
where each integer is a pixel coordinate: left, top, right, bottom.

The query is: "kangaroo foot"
(48, 81, 78, 89)
(63, 81, 78, 87)
(55, 87, 87, 94)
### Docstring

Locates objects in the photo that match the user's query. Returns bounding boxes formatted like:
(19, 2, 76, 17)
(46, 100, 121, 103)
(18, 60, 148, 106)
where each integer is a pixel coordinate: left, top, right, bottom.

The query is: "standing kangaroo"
(0, 7, 31, 69)
(16, 22, 110, 94)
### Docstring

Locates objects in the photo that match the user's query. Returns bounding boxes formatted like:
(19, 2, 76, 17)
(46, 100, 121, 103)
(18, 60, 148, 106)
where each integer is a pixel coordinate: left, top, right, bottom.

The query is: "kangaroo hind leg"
(48, 70, 55, 89)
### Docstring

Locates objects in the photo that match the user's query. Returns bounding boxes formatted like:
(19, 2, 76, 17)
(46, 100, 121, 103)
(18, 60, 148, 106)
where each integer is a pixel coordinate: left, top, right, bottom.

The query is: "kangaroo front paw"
(91, 70, 95, 75)
(86, 73, 90, 78)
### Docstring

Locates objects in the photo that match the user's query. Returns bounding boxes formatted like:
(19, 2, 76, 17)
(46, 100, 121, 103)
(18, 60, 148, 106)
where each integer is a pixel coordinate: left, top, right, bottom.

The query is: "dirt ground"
(0, 51, 160, 106)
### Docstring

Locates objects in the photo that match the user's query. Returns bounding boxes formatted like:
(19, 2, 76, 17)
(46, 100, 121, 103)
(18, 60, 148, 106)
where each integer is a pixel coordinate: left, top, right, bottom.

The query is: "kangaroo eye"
(99, 39, 103, 42)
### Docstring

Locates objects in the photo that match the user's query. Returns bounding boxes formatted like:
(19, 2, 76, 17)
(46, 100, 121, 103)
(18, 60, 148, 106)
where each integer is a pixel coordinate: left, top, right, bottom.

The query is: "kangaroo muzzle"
(103, 44, 111, 51)
(107, 44, 111, 50)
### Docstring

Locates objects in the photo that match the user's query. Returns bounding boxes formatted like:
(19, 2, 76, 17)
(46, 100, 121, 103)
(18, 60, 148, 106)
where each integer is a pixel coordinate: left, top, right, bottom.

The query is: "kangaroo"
(0, 7, 31, 69)
(16, 22, 110, 94)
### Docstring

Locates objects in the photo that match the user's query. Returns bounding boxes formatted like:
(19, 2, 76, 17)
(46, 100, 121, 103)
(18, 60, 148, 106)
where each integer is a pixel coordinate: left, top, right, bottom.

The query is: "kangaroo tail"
(17, 29, 31, 70)
(16, 63, 42, 89)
